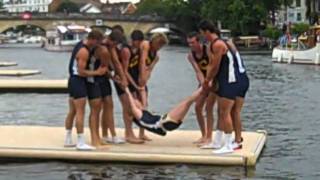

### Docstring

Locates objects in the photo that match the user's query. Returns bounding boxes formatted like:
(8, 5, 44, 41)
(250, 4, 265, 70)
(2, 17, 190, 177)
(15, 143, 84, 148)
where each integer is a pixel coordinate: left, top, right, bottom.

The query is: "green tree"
(56, 0, 79, 13)
(201, 0, 267, 35)
(291, 23, 310, 35)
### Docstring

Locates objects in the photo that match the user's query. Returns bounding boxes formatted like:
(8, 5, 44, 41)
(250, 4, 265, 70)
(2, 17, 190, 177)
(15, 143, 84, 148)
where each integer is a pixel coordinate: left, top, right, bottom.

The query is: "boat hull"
(272, 43, 320, 65)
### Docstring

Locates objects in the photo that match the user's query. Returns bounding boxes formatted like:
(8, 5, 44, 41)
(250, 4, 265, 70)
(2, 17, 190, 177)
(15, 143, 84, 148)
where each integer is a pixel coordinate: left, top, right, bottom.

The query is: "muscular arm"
(77, 48, 104, 77)
(187, 53, 205, 84)
(99, 46, 111, 74)
(138, 41, 150, 86)
(205, 41, 227, 82)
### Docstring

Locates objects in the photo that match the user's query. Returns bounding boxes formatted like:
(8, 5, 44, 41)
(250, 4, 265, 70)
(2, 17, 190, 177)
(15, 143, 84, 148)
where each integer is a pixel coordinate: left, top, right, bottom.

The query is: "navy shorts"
(217, 74, 249, 100)
(237, 74, 249, 98)
(87, 78, 112, 100)
(68, 76, 87, 99)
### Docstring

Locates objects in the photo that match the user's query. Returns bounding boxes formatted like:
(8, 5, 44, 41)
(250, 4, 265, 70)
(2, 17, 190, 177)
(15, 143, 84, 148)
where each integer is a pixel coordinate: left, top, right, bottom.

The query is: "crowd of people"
(64, 19, 249, 154)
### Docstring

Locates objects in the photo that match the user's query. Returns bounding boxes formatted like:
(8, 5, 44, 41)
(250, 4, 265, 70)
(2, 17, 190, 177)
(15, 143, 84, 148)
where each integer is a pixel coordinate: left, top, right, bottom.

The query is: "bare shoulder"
(211, 40, 228, 53)
(141, 40, 150, 49)
(77, 47, 89, 58)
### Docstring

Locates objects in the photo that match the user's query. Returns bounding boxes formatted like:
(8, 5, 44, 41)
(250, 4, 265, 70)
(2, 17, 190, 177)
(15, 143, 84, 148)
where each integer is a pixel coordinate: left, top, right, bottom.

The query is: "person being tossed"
(121, 83, 205, 136)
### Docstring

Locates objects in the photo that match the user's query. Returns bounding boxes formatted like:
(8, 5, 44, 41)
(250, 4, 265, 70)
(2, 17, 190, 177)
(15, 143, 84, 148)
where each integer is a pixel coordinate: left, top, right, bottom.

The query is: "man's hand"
(202, 79, 210, 91)
(96, 66, 107, 76)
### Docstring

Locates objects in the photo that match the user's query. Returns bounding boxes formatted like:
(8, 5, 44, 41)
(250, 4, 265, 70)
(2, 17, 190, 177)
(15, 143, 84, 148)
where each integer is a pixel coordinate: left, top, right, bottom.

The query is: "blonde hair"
(151, 33, 169, 45)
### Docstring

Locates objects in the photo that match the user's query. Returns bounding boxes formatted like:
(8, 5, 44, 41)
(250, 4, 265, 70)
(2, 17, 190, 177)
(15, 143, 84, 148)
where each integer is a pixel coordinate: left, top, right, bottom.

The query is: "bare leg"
(218, 97, 234, 134)
(204, 92, 217, 143)
(193, 92, 207, 144)
(102, 96, 116, 137)
(138, 89, 151, 141)
(89, 98, 102, 147)
(64, 97, 76, 147)
(65, 98, 76, 130)
(231, 97, 245, 143)
(73, 98, 86, 134)
(125, 87, 143, 119)
(118, 94, 144, 144)
(167, 88, 202, 122)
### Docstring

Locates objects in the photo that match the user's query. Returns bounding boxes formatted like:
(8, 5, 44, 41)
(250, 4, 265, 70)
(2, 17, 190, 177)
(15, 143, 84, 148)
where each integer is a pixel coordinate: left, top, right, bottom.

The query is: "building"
(277, 0, 320, 25)
(3, 0, 54, 13)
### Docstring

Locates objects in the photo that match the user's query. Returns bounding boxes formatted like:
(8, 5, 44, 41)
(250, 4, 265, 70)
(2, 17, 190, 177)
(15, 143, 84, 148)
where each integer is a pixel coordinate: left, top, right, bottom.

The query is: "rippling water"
(0, 45, 320, 179)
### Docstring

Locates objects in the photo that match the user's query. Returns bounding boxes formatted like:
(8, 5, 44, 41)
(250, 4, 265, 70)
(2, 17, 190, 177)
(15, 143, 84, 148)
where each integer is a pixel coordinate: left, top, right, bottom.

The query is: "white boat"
(44, 24, 90, 52)
(272, 25, 320, 65)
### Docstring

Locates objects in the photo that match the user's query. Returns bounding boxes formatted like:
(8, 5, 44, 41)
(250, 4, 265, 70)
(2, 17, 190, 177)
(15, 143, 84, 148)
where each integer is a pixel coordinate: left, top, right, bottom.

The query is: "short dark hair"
(187, 31, 200, 41)
(197, 20, 220, 37)
(88, 29, 103, 40)
(112, 25, 125, 34)
(131, 30, 144, 41)
(109, 29, 124, 43)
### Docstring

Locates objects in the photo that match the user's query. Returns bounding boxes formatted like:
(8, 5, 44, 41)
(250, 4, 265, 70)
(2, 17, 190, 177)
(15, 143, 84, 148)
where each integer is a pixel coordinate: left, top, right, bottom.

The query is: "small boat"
(44, 24, 90, 52)
(272, 25, 320, 65)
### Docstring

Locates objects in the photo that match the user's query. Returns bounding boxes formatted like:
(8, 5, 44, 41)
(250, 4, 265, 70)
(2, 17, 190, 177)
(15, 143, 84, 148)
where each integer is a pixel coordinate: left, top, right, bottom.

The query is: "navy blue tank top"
(192, 44, 209, 75)
(87, 47, 106, 83)
(68, 41, 90, 77)
(210, 39, 243, 84)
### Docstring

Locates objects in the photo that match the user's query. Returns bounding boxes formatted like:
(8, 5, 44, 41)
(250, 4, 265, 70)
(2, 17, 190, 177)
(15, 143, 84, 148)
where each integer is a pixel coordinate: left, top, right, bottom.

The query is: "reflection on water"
(0, 47, 320, 179)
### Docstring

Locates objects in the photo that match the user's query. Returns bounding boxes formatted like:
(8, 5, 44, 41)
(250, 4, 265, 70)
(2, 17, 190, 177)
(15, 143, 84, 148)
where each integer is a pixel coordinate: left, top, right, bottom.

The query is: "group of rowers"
(64, 19, 249, 154)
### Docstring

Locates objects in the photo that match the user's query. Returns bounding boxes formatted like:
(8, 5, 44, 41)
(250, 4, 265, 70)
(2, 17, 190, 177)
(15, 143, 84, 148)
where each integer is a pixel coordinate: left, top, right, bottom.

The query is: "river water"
(0, 45, 319, 179)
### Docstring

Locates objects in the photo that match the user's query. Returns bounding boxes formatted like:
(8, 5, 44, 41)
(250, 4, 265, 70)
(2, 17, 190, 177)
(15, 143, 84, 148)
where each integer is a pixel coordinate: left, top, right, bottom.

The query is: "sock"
(224, 133, 233, 148)
(77, 133, 85, 145)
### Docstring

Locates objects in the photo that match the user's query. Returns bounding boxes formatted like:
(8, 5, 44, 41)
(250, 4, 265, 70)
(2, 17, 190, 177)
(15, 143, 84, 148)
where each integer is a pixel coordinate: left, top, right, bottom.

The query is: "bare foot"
(92, 141, 103, 147)
(193, 137, 206, 144)
(139, 135, 152, 141)
(197, 138, 212, 147)
(126, 136, 144, 144)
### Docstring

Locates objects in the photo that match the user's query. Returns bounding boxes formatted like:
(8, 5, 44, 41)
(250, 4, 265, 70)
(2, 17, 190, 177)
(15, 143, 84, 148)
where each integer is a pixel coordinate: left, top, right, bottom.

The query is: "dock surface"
(0, 126, 266, 166)
(0, 70, 40, 76)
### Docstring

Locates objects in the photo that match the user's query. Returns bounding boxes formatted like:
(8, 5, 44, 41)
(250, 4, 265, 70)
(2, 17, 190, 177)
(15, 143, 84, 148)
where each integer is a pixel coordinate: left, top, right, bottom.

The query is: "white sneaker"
(231, 138, 243, 150)
(104, 136, 126, 144)
(76, 143, 96, 151)
(64, 136, 76, 147)
(212, 145, 234, 154)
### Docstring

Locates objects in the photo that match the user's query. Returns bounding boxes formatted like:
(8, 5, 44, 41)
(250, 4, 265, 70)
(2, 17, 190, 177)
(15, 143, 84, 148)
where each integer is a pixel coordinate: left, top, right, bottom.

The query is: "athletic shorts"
(133, 110, 182, 136)
(217, 74, 249, 100)
(68, 76, 87, 99)
(237, 74, 249, 98)
(87, 78, 112, 100)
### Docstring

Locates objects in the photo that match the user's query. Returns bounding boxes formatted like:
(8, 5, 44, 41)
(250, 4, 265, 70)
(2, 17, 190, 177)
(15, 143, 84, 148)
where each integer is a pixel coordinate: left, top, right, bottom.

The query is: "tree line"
(136, 0, 318, 38)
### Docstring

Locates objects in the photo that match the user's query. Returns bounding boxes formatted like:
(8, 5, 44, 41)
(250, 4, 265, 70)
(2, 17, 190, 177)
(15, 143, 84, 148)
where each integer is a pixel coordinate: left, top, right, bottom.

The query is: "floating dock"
(0, 79, 67, 93)
(0, 62, 18, 67)
(0, 70, 41, 76)
(0, 126, 266, 166)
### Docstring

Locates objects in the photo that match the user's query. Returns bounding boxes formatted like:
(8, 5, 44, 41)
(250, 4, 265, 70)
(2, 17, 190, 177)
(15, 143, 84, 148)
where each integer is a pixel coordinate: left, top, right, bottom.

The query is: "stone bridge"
(0, 13, 177, 35)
